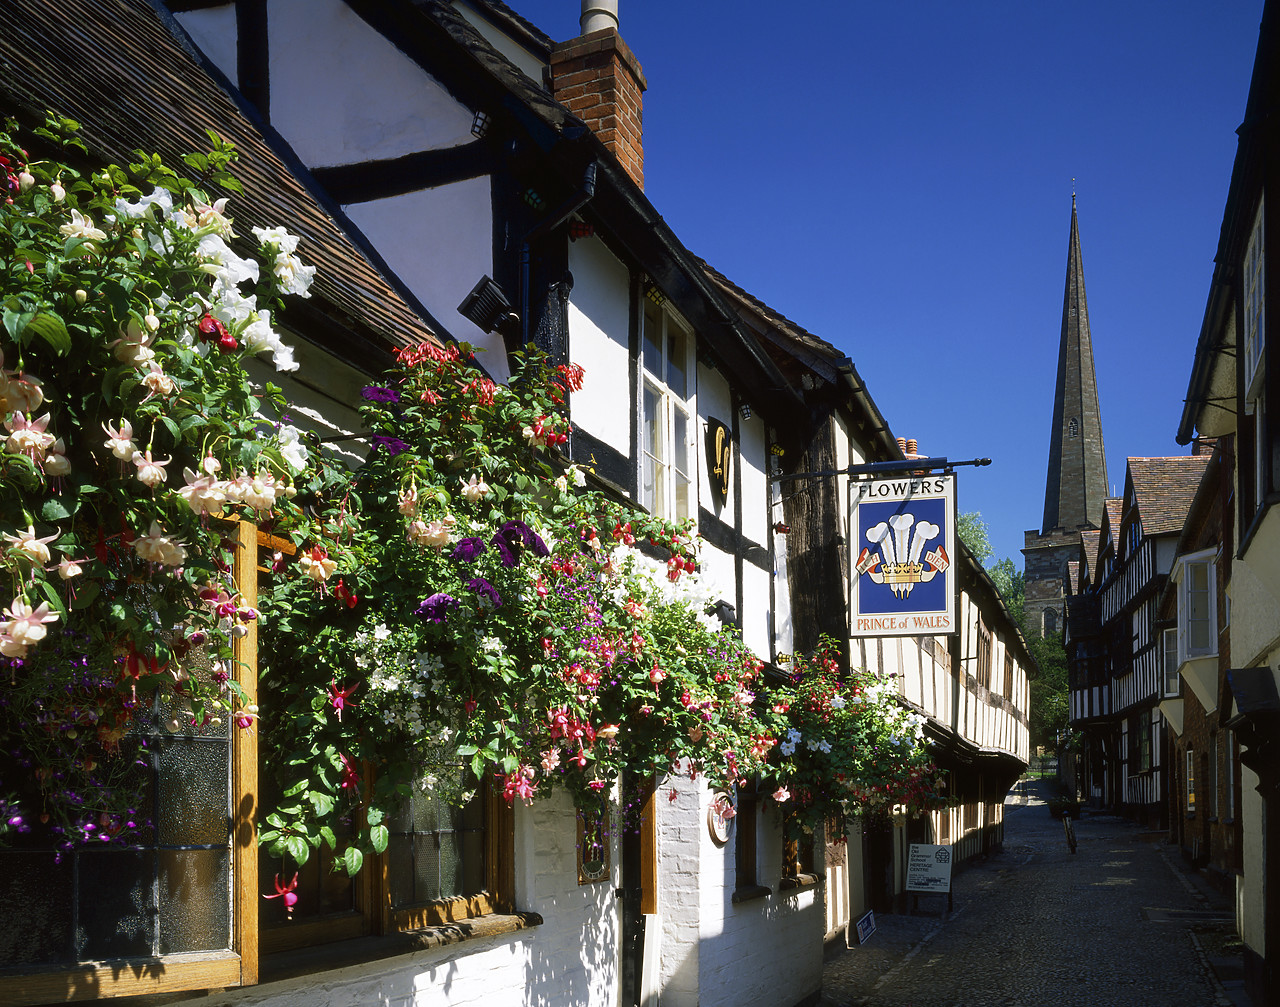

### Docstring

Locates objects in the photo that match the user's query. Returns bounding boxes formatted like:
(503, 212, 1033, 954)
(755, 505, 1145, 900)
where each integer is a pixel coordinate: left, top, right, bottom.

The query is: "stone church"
(1023, 196, 1110, 636)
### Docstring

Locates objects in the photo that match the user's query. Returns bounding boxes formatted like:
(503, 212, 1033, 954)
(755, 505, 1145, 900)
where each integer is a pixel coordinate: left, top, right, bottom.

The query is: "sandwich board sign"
(906, 843, 953, 893)
(850, 473, 957, 636)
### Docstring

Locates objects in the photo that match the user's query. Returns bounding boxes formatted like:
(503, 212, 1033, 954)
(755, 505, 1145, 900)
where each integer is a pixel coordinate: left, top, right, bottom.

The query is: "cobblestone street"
(820, 782, 1245, 1007)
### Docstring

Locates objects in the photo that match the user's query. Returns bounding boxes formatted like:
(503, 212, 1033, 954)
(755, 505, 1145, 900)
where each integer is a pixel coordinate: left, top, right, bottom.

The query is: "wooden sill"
(778, 872, 823, 892)
(731, 884, 772, 904)
(260, 912, 543, 985)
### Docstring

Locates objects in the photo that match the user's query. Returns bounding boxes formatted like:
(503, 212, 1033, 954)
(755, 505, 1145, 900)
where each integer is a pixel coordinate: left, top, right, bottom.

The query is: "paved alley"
(820, 782, 1243, 1007)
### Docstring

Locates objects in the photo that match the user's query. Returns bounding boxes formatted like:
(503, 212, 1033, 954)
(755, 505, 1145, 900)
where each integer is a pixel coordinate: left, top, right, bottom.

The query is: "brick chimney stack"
(550, 2, 647, 189)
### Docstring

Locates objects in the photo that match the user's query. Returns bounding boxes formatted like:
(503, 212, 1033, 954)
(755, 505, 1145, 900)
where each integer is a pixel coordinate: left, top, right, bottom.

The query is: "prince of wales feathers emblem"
(855, 513, 950, 599)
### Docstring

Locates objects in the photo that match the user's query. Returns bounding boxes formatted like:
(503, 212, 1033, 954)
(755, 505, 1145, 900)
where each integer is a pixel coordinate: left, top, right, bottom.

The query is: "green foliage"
(0, 118, 343, 846)
(957, 510, 993, 564)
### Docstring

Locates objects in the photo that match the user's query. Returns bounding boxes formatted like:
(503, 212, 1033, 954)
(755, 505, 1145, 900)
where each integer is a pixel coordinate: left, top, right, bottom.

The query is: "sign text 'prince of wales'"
(850, 474, 956, 636)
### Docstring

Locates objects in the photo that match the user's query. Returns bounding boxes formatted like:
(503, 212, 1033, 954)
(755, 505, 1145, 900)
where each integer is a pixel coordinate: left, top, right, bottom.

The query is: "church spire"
(1041, 196, 1109, 534)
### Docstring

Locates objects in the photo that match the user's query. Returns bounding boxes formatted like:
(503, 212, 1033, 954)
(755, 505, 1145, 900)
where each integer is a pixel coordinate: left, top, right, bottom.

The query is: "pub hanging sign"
(849, 472, 956, 636)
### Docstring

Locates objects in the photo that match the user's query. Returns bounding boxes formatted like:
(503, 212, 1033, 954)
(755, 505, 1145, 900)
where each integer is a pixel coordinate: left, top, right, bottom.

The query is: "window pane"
(389, 778, 485, 907)
(0, 853, 73, 966)
(643, 302, 662, 377)
(1188, 563, 1211, 654)
(77, 850, 156, 960)
(666, 325, 688, 398)
(159, 848, 230, 954)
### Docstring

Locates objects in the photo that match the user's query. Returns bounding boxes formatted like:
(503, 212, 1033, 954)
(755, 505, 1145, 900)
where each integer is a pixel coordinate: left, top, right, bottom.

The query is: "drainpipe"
(520, 160, 598, 346)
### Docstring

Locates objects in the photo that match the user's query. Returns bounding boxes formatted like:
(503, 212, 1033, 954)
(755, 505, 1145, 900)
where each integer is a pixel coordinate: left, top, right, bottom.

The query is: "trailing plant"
(0, 117, 346, 848)
(256, 343, 782, 871)
(765, 636, 946, 838)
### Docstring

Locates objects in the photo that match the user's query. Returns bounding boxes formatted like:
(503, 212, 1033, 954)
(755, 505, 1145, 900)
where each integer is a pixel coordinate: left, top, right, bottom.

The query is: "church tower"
(1023, 196, 1110, 636)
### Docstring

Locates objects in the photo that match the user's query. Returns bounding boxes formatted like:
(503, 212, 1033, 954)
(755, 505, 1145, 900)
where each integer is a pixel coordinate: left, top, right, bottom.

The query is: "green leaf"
(365, 806, 384, 827)
(319, 826, 337, 850)
(2, 303, 36, 343)
(69, 580, 101, 610)
(284, 834, 310, 866)
(27, 313, 75, 355)
(38, 579, 68, 620)
(308, 791, 335, 816)
(369, 825, 389, 854)
(282, 778, 308, 797)
(41, 497, 72, 521)
(342, 846, 364, 876)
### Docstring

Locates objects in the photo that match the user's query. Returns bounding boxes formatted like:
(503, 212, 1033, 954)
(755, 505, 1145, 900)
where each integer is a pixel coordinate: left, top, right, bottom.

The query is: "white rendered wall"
(738, 414, 768, 546)
(655, 771, 823, 1007)
(741, 562, 771, 659)
(268, 0, 476, 167)
(568, 237, 632, 456)
(175, 5, 238, 87)
(171, 791, 620, 1007)
(343, 180, 507, 381)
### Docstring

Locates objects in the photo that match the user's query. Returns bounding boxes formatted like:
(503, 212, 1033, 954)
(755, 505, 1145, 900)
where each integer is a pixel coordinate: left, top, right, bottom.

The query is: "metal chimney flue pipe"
(580, 0, 618, 34)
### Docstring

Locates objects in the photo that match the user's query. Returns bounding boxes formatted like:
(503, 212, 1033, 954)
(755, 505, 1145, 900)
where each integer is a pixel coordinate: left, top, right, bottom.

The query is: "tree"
(957, 510, 993, 564)
(987, 557, 1024, 625)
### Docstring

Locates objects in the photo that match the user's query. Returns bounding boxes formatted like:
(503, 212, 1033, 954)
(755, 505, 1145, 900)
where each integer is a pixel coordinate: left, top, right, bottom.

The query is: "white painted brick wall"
(172, 790, 619, 1007)
(656, 771, 823, 1007)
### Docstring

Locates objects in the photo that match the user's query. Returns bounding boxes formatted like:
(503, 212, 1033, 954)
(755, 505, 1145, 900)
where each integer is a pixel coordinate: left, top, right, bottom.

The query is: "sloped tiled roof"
(1128, 455, 1212, 536)
(0, 0, 441, 364)
(1080, 529, 1103, 586)
(1067, 560, 1081, 596)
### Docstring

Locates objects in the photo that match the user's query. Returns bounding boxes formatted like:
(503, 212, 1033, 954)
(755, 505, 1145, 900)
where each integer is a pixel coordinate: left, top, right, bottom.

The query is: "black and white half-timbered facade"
(704, 266, 1032, 934)
(1176, 3, 1280, 998)
(1065, 457, 1207, 824)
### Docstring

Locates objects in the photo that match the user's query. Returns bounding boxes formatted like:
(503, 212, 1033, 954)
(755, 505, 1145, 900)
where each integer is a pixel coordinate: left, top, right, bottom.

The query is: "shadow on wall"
(523, 874, 619, 1007)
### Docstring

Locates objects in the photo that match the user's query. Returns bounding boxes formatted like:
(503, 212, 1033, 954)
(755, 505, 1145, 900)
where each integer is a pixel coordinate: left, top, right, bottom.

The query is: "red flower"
(197, 313, 229, 344)
(464, 697, 478, 715)
(328, 679, 359, 721)
(339, 753, 361, 793)
(333, 578, 358, 609)
(264, 872, 299, 918)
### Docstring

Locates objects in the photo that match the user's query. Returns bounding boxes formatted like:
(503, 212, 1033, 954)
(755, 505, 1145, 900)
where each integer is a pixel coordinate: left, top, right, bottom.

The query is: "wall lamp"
(471, 110, 492, 138)
(457, 276, 520, 336)
(645, 284, 667, 307)
(740, 403, 752, 420)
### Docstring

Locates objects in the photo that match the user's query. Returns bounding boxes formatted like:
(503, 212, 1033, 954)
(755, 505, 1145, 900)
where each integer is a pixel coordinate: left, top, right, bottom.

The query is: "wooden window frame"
(2, 521, 259, 1007)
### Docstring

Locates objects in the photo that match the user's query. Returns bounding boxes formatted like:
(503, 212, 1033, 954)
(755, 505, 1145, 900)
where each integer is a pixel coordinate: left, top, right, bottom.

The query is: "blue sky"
(514, 1, 1263, 567)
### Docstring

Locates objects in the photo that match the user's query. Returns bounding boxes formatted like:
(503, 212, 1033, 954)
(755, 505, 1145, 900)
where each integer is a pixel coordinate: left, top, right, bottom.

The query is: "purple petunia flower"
(489, 533, 518, 568)
(415, 592, 459, 623)
(499, 519, 549, 557)
(466, 577, 502, 609)
(451, 537, 487, 562)
(361, 385, 401, 404)
(372, 435, 409, 456)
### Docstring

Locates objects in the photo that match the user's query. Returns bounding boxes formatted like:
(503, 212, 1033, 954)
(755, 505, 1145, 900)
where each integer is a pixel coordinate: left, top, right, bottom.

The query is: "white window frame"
(1162, 626, 1179, 696)
(1224, 729, 1235, 821)
(640, 298, 695, 521)
(1172, 548, 1218, 664)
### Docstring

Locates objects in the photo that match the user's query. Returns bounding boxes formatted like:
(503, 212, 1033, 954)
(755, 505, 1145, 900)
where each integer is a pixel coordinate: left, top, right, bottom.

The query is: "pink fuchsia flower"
(612, 521, 635, 546)
(0, 597, 59, 648)
(0, 351, 44, 413)
(772, 787, 791, 803)
(500, 766, 537, 805)
(59, 209, 107, 250)
(140, 361, 176, 401)
(298, 546, 337, 583)
(178, 467, 227, 516)
(540, 749, 561, 773)
(459, 473, 490, 503)
(110, 318, 156, 367)
(263, 872, 299, 918)
(233, 706, 259, 732)
(333, 578, 358, 609)
(131, 449, 170, 488)
(666, 556, 683, 582)
(339, 753, 360, 793)
(624, 598, 648, 620)
(328, 679, 359, 721)
(4, 525, 58, 566)
(43, 437, 70, 477)
(4, 411, 55, 462)
(463, 697, 478, 715)
(57, 556, 83, 580)
(134, 520, 187, 567)
(102, 418, 136, 460)
(596, 723, 621, 742)
(587, 779, 607, 791)
(397, 485, 418, 517)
